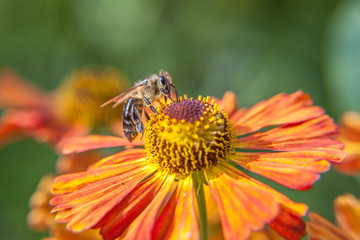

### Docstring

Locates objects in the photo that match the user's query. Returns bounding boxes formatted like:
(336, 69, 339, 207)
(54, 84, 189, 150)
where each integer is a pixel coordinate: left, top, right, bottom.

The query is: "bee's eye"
(159, 76, 167, 86)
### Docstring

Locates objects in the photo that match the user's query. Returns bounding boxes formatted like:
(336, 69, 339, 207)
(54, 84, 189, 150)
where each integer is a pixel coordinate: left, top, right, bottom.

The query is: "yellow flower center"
(145, 96, 235, 177)
(54, 68, 128, 127)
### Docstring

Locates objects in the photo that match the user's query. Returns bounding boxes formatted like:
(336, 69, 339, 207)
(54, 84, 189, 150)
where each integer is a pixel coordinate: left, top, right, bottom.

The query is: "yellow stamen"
(145, 96, 236, 177)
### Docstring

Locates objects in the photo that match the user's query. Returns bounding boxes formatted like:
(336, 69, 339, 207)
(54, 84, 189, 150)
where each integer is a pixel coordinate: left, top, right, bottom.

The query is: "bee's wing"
(100, 83, 144, 108)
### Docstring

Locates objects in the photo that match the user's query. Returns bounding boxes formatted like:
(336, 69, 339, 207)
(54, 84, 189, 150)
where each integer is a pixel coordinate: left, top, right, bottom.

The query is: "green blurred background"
(0, 0, 359, 239)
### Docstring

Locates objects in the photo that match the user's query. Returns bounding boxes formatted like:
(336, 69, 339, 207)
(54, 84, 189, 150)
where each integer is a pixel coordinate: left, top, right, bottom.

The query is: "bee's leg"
(137, 122, 144, 139)
(131, 105, 145, 137)
(170, 83, 179, 102)
(143, 97, 158, 114)
(160, 88, 175, 102)
(144, 111, 150, 121)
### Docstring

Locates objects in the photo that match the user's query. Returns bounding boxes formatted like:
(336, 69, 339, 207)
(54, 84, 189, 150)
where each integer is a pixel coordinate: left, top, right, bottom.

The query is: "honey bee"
(101, 70, 178, 142)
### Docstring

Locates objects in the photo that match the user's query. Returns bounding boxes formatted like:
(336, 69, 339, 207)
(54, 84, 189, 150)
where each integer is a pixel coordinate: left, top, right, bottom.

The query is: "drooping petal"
(219, 162, 307, 216)
(88, 148, 146, 169)
(152, 177, 199, 240)
(248, 227, 283, 240)
(62, 135, 143, 154)
(232, 91, 324, 136)
(0, 70, 51, 108)
(268, 207, 306, 240)
(235, 115, 343, 151)
(215, 91, 239, 116)
(97, 173, 175, 240)
(0, 109, 88, 147)
(50, 156, 154, 232)
(0, 116, 23, 146)
(45, 224, 102, 240)
(335, 112, 360, 175)
(53, 171, 152, 232)
(151, 181, 178, 240)
(56, 151, 103, 174)
(334, 194, 360, 239)
(334, 154, 360, 175)
(0, 109, 59, 145)
(51, 164, 147, 210)
(121, 175, 177, 240)
(307, 212, 353, 240)
(212, 92, 248, 126)
(338, 111, 360, 141)
(51, 156, 147, 196)
(206, 164, 280, 240)
(27, 174, 55, 231)
(0, 110, 46, 130)
(231, 150, 344, 190)
(213, 163, 307, 239)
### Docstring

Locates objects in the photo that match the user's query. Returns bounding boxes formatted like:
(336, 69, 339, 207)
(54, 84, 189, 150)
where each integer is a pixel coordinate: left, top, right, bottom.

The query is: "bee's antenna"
(170, 83, 179, 102)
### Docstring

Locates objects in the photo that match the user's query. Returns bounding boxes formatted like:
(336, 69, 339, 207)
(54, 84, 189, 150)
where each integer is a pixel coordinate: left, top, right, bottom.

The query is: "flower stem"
(193, 174, 208, 240)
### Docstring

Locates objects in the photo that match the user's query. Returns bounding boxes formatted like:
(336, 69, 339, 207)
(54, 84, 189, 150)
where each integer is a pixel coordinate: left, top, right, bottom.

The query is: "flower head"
(54, 69, 128, 127)
(334, 111, 360, 175)
(51, 91, 344, 240)
(307, 194, 360, 240)
(0, 68, 128, 149)
(145, 96, 235, 176)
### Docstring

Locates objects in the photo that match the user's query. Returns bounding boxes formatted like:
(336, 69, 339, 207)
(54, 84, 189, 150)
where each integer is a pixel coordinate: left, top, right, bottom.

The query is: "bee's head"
(158, 72, 171, 92)
(158, 70, 178, 102)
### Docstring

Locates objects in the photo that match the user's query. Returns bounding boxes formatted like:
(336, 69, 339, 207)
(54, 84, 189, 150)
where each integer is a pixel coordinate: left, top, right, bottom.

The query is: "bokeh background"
(0, 0, 359, 239)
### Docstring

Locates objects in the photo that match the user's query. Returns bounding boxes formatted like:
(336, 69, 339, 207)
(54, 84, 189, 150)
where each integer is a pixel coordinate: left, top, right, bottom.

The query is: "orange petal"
(0, 109, 44, 129)
(88, 148, 146, 169)
(206, 164, 280, 240)
(0, 119, 23, 146)
(232, 91, 324, 136)
(219, 162, 308, 217)
(51, 165, 148, 211)
(268, 207, 306, 240)
(307, 212, 353, 240)
(228, 108, 248, 125)
(97, 173, 174, 240)
(152, 177, 199, 240)
(334, 194, 360, 239)
(334, 154, 360, 175)
(56, 151, 103, 174)
(0, 70, 51, 108)
(236, 115, 343, 151)
(231, 150, 344, 190)
(51, 164, 153, 232)
(151, 181, 178, 239)
(335, 124, 360, 175)
(216, 91, 238, 116)
(339, 111, 360, 141)
(62, 135, 143, 154)
(0, 109, 61, 145)
(122, 175, 177, 240)
(51, 157, 147, 195)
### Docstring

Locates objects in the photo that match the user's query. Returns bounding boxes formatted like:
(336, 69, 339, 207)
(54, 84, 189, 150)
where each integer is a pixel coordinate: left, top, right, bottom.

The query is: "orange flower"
(307, 194, 360, 240)
(50, 91, 344, 240)
(334, 111, 360, 175)
(0, 68, 128, 150)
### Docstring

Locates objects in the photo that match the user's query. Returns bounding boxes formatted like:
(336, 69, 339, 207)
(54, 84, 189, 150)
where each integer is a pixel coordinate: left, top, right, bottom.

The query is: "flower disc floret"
(145, 95, 236, 177)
